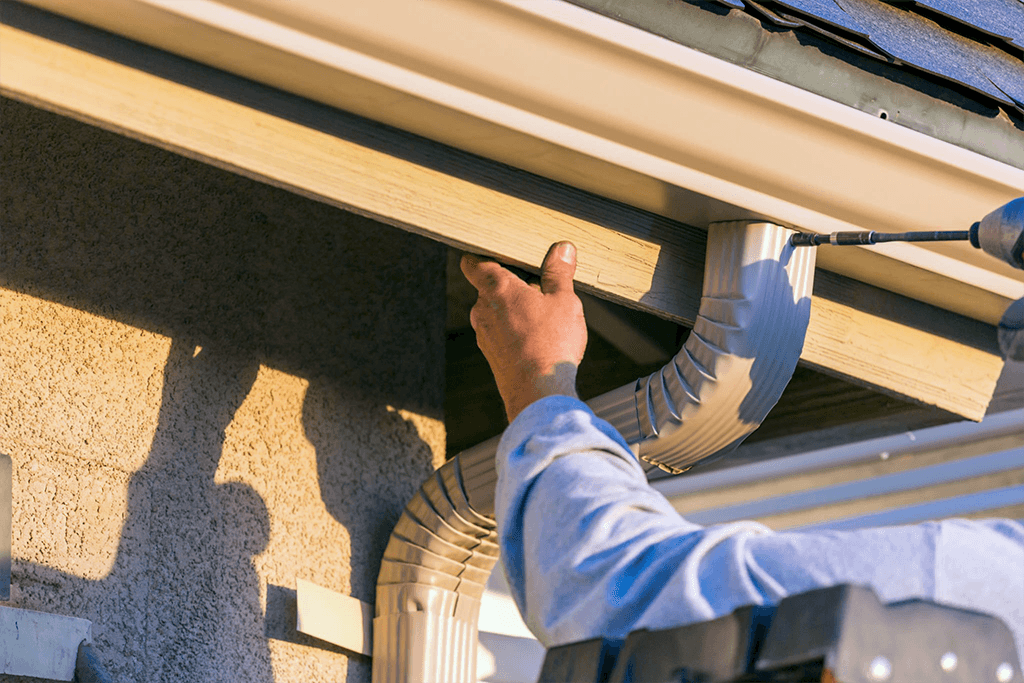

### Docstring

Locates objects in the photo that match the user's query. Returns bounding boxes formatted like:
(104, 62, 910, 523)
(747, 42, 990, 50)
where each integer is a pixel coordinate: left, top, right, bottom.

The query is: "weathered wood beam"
(0, 17, 1003, 419)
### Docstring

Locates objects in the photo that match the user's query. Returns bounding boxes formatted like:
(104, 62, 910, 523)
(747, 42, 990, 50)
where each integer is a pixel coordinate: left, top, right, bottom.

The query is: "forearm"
(495, 396, 749, 645)
(493, 396, 1024, 659)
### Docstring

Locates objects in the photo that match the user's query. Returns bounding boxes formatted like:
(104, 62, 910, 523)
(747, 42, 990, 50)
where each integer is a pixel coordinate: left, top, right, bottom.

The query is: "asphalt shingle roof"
(713, 0, 1024, 114)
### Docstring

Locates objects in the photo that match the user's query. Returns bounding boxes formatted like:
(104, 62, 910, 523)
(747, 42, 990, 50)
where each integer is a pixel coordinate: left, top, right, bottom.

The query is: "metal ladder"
(537, 584, 1021, 683)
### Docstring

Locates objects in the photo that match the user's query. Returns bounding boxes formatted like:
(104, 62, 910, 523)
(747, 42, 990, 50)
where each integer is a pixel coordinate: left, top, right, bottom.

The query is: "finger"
(468, 300, 483, 331)
(540, 241, 577, 295)
(461, 253, 512, 294)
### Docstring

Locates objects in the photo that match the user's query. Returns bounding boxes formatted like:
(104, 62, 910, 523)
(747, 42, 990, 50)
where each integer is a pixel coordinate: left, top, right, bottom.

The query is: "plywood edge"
(0, 21, 1001, 419)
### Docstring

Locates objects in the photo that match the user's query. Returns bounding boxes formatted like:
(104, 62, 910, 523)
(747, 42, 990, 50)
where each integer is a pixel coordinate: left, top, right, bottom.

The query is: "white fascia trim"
(24, 0, 1024, 323)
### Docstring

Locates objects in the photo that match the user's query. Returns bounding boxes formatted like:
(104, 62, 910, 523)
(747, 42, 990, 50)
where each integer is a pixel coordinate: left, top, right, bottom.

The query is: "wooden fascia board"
(13, 0, 1024, 326)
(0, 20, 1003, 419)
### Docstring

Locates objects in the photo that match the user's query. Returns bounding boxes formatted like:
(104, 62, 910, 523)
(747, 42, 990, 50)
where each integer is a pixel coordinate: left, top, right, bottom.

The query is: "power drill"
(789, 197, 1024, 361)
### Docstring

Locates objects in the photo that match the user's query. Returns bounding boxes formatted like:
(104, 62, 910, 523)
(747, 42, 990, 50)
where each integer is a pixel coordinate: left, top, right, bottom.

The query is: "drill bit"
(789, 230, 971, 247)
(789, 197, 1022, 271)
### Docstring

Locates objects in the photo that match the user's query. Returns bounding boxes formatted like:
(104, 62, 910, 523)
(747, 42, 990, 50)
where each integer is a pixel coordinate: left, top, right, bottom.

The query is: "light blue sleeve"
(494, 396, 1024, 663)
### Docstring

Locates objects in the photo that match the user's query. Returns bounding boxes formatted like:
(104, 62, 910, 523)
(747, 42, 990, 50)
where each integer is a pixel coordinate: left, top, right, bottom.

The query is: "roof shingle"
(713, 0, 1024, 115)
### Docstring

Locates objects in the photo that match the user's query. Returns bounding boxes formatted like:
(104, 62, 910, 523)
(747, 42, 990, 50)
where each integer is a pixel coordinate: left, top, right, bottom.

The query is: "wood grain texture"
(0, 20, 1003, 419)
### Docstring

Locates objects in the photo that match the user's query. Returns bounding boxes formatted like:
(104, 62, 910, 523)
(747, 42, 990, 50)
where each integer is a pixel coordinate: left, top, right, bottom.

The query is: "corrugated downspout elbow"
(373, 438, 499, 683)
(372, 221, 815, 682)
(589, 221, 816, 473)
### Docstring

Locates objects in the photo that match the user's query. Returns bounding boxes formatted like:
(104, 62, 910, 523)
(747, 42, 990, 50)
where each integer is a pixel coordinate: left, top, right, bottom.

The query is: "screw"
(869, 656, 892, 681)
(940, 652, 957, 672)
(997, 662, 1014, 683)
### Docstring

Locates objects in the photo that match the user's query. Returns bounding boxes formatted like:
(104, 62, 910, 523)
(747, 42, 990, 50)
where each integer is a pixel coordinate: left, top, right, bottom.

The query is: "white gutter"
(20, 0, 1024, 324)
(651, 406, 1024, 500)
(651, 407, 1024, 533)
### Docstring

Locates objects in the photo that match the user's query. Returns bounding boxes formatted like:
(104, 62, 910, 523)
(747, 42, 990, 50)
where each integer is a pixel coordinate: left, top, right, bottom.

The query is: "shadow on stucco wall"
(20, 341, 274, 680)
(134, 341, 269, 680)
(0, 94, 446, 682)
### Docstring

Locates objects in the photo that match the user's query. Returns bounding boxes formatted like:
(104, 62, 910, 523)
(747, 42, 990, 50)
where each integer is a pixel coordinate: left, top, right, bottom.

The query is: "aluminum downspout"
(590, 221, 816, 474)
(372, 222, 816, 682)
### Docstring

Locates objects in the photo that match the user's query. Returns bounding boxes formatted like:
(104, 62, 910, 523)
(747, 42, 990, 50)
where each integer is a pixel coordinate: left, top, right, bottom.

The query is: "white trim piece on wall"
(0, 605, 92, 681)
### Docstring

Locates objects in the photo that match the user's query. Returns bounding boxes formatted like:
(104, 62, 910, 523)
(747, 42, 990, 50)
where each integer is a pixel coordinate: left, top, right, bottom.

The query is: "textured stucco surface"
(0, 97, 447, 682)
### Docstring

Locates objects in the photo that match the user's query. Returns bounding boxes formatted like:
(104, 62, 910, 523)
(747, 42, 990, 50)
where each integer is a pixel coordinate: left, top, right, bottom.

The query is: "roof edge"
(568, 0, 1024, 170)
(10, 0, 1024, 322)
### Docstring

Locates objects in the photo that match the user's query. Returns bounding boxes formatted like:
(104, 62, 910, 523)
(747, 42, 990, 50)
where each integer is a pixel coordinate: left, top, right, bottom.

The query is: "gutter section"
(565, 0, 1024, 170)
(651, 407, 1024, 531)
(17, 0, 1024, 324)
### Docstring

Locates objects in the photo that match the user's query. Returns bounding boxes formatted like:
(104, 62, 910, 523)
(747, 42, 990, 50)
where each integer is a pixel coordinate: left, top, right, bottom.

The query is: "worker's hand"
(461, 242, 587, 422)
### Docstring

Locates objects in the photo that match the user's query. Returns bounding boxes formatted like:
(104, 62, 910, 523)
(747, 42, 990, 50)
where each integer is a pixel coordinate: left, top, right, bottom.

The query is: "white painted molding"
(0, 605, 91, 681)
(296, 578, 373, 656)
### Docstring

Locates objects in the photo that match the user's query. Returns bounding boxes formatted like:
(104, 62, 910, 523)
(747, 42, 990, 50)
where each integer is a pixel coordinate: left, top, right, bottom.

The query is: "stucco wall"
(0, 98, 447, 682)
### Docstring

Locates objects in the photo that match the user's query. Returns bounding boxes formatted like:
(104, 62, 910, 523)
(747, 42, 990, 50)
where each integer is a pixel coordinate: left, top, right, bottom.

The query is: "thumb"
(540, 241, 577, 295)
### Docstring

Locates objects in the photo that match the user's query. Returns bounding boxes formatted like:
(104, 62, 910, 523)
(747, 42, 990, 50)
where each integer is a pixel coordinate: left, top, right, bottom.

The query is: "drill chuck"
(972, 197, 1024, 270)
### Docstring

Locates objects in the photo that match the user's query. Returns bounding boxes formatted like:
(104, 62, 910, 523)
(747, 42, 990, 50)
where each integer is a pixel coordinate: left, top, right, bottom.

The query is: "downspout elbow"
(592, 221, 816, 473)
(372, 221, 815, 681)
(372, 440, 499, 683)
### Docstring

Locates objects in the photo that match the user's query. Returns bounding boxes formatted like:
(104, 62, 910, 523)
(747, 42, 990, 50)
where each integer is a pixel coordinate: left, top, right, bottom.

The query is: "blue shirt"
(495, 396, 1024, 664)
